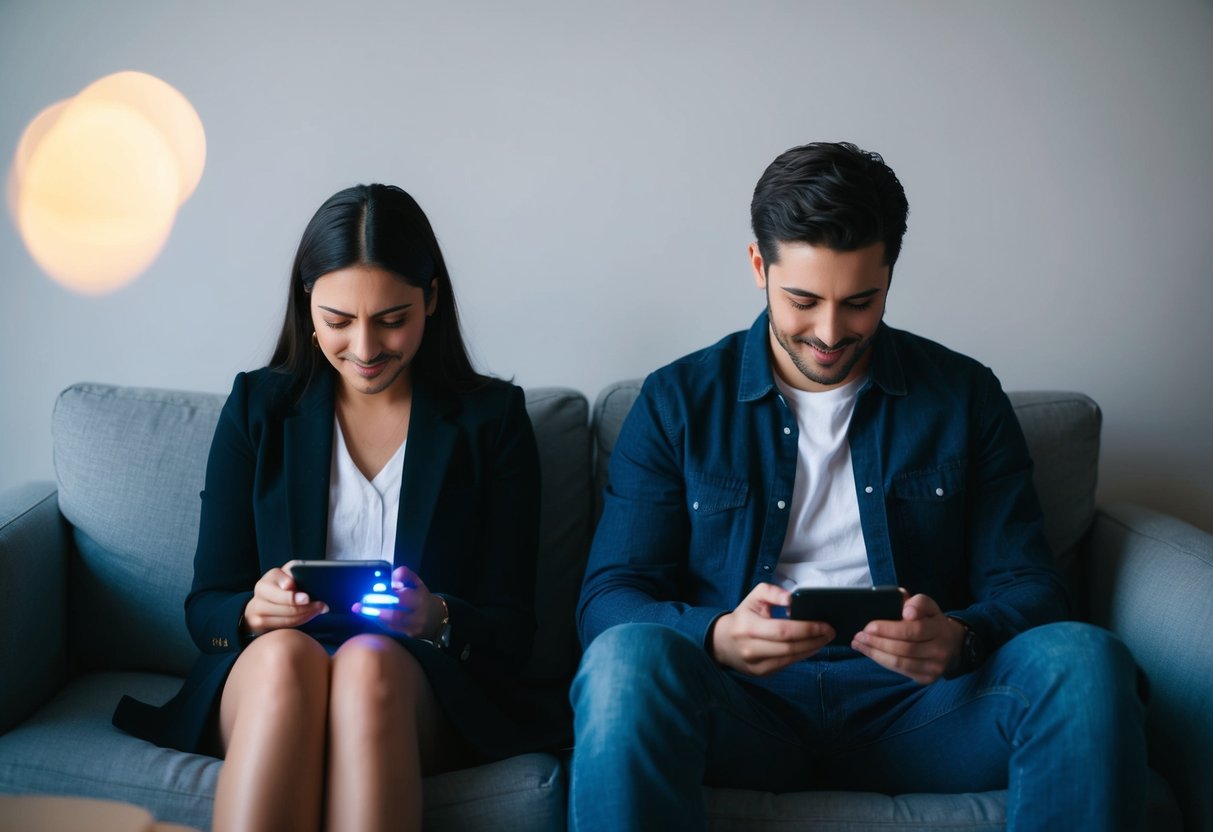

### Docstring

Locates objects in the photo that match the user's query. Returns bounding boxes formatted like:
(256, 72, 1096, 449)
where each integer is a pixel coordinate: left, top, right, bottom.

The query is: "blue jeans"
(569, 622, 1146, 831)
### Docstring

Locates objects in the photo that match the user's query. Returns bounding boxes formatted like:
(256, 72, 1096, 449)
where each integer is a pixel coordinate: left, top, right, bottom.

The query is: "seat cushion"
(704, 772, 1180, 831)
(0, 671, 566, 831)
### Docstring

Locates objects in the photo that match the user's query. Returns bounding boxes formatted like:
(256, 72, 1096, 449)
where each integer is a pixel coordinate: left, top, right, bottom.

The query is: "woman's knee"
(235, 629, 330, 689)
(220, 629, 330, 747)
(331, 634, 427, 712)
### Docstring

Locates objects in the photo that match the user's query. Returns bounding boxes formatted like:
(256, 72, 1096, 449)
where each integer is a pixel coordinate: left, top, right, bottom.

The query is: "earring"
(311, 332, 319, 347)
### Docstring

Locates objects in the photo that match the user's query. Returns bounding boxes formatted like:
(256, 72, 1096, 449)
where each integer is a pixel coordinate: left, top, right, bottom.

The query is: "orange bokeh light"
(8, 71, 206, 294)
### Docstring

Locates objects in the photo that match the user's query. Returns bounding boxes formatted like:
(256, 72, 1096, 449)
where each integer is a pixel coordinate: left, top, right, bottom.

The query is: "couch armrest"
(1087, 502, 1213, 832)
(0, 482, 69, 733)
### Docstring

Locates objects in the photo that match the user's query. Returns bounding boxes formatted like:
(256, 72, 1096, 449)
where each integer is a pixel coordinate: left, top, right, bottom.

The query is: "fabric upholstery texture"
(1005, 391, 1101, 567)
(1088, 503, 1213, 830)
(0, 672, 567, 831)
(54, 385, 221, 676)
(0, 482, 68, 733)
(521, 387, 592, 682)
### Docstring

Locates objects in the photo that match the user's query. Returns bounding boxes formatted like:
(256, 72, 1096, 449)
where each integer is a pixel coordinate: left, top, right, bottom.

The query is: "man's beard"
(769, 313, 876, 388)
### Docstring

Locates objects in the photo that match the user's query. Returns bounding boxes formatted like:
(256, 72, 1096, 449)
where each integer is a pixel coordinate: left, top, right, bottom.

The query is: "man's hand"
(850, 593, 965, 684)
(709, 582, 834, 676)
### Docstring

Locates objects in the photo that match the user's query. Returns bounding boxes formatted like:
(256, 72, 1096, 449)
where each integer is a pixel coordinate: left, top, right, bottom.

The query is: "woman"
(114, 184, 545, 831)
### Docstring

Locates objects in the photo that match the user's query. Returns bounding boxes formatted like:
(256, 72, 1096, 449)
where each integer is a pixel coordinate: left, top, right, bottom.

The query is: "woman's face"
(309, 265, 436, 397)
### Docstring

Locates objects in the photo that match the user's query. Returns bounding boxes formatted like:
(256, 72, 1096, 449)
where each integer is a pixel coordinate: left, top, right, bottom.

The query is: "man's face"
(750, 240, 889, 392)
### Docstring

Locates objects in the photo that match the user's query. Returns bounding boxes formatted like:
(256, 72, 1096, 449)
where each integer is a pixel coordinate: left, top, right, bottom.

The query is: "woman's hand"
(241, 566, 329, 636)
(353, 565, 446, 639)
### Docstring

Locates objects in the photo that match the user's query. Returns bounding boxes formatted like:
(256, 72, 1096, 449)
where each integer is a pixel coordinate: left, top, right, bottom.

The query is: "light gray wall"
(2, 0, 1210, 532)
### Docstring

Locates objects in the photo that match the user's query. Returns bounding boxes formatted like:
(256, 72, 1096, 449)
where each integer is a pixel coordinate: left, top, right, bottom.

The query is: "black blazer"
(114, 367, 548, 759)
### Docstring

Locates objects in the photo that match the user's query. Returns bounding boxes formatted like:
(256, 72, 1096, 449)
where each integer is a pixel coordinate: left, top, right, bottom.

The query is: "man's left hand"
(850, 593, 965, 684)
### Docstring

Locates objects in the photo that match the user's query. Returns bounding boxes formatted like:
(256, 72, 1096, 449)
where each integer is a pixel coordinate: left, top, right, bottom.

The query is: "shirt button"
(783, 427, 791, 435)
(936, 487, 945, 497)
(777, 500, 786, 510)
(692, 501, 699, 510)
(864, 486, 874, 494)
(761, 564, 771, 572)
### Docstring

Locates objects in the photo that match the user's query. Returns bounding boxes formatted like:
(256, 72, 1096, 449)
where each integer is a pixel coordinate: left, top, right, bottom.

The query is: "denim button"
(761, 564, 771, 572)
(864, 486, 874, 494)
(693, 501, 700, 510)
(936, 487, 945, 497)
(783, 427, 791, 435)
(777, 500, 786, 510)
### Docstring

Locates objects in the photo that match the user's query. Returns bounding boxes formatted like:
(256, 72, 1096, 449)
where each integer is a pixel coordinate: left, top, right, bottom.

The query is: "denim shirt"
(578, 311, 1070, 655)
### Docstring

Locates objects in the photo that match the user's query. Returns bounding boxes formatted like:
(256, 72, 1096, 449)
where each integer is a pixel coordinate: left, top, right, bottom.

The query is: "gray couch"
(1, 381, 1210, 831)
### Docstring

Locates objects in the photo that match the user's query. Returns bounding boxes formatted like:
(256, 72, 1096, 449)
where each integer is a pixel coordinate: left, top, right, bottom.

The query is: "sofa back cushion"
(591, 382, 1101, 570)
(54, 384, 222, 675)
(52, 382, 591, 679)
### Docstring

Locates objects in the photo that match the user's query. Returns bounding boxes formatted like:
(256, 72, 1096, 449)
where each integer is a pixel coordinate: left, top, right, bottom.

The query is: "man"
(570, 142, 1146, 831)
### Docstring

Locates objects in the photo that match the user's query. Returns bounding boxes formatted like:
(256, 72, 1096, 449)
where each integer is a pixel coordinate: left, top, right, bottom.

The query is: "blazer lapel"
(395, 380, 457, 573)
(283, 372, 335, 562)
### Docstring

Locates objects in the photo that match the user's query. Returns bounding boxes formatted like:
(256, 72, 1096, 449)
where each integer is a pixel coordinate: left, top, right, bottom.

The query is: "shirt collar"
(737, 310, 907, 402)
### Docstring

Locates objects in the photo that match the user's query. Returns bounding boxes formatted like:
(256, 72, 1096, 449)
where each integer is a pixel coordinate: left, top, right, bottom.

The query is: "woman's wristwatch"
(418, 595, 451, 649)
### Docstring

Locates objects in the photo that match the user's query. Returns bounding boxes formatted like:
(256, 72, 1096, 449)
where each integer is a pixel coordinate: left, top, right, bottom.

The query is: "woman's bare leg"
(213, 629, 330, 832)
(325, 635, 449, 832)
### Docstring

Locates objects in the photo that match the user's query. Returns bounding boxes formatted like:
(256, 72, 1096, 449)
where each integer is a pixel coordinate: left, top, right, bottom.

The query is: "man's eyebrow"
(780, 286, 882, 301)
(317, 303, 413, 317)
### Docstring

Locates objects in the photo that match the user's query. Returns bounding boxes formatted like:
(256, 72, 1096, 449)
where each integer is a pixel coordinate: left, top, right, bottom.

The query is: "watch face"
(964, 628, 983, 666)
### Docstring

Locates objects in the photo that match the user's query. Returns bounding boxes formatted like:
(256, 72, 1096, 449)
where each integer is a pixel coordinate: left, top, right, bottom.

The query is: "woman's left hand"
(353, 565, 446, 639)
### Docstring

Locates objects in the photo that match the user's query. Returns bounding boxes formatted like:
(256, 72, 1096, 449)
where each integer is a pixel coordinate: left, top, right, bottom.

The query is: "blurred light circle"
(76, 71, 207, 204)
(9, 72, 205, 294)
(6, 99, 70, 227)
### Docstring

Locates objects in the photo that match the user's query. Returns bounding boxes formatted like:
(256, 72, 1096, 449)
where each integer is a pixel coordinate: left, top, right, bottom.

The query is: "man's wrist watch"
(947, 616, 986, 676)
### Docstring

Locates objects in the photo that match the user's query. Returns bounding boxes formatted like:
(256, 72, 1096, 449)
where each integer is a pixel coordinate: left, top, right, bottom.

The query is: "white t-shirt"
(326, 417, 405, 562)
(772, 374, 872, 589)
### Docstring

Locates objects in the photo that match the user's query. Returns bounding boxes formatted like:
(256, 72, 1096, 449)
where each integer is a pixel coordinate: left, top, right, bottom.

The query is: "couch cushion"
(1004, 391, 1100, 567)
(591, 382, 1101, 568)
(53, 384, 224, 675)
(703, 771, 1180, 831)
(0, 672, 566, 831)
(52, 382, 591, 681)
(590, 379, 643, 523)
(523, 388, 592, 682)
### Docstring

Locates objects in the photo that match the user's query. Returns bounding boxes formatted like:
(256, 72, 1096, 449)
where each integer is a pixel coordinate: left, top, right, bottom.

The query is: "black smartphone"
(285, 560, 393, 613)
(787, 586, 904, 646)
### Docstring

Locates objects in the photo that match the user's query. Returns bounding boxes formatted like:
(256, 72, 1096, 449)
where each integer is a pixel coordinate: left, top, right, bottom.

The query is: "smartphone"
(786, 586, 904, 646)
(285, 560, 394, 613)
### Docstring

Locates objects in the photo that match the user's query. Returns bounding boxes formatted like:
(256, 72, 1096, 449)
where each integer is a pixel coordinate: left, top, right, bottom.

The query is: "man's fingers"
(742, 581, 792, 612)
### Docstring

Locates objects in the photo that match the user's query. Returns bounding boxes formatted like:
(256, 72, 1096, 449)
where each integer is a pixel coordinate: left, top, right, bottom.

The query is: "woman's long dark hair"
(270, 184, 489, 394)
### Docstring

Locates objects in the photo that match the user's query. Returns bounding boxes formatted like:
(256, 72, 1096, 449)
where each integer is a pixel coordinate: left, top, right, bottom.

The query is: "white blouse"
(326, 417, 405, 562)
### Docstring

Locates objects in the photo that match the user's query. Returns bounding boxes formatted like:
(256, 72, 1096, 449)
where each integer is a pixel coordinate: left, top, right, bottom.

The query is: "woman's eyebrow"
(371, 303, 412, 317)
(316, 303, 413, 317)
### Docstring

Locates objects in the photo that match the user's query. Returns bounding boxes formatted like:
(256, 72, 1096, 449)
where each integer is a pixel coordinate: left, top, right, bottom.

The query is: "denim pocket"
(890, 460, 965, 502)
(889, 459, 967, 576)
(686, 471, 748, 515)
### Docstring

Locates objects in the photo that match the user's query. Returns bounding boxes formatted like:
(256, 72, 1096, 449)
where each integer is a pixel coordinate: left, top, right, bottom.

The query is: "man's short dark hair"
(751, 142, 909, 275)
